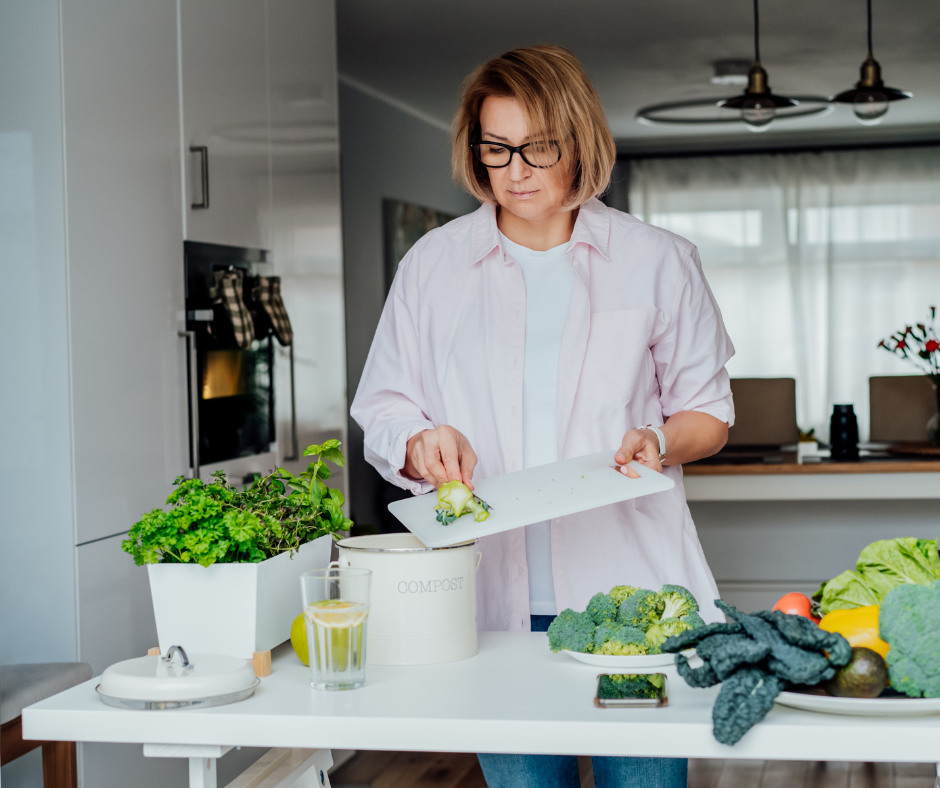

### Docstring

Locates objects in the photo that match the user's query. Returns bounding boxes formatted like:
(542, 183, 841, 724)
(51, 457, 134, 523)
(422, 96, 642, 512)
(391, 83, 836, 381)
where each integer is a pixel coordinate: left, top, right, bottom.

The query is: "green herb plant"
(122, 441, 353, 567)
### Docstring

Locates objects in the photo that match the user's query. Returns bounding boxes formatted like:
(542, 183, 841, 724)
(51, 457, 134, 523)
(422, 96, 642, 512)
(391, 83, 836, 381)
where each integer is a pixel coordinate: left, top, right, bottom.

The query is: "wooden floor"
(330, 751, 938, 788)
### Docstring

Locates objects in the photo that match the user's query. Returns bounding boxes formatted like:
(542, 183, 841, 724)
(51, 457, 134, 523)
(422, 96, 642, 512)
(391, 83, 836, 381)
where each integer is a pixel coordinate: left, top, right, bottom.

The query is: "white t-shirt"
(500, 232, 577, 616)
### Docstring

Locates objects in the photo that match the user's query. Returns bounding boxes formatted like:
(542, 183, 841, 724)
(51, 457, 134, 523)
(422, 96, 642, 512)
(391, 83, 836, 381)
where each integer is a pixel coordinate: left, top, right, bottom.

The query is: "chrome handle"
(179, 330, 200, 479)
(284, 344, 299, 461)
(163, 645, 193, 669)
(190, 146, 209, 209)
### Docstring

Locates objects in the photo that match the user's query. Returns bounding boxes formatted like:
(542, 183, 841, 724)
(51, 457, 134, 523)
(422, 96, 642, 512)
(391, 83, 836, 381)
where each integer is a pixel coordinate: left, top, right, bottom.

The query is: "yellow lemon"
(290, 612, 309, 666)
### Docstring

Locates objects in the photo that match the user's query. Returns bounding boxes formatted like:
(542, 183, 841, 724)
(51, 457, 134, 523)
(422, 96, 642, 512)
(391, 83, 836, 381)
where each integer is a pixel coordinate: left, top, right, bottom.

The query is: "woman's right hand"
(403, 426, 478, 491)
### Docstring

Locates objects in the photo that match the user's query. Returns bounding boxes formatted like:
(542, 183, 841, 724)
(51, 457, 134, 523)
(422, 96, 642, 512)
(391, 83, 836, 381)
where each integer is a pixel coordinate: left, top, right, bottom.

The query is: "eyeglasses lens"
(473, 142, 559, 168)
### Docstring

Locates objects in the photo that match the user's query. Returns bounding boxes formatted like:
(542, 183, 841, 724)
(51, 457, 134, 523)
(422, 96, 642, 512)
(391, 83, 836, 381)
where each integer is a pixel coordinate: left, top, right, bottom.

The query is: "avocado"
(825, 646, 888, 698)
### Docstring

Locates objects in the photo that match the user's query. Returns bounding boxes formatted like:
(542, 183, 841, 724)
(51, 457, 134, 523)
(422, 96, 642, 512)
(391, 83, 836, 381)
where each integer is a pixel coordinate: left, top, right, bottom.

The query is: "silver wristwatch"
(637, 424, 666, 462)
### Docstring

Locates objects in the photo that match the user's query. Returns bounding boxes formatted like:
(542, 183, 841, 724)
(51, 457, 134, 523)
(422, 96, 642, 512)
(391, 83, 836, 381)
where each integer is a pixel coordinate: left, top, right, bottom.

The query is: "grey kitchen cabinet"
(180, 0, 273, 250)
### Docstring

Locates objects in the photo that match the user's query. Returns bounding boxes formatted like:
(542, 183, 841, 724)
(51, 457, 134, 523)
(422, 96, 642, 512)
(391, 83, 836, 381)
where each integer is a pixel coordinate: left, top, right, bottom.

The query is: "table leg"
(189, 756, 218, 788)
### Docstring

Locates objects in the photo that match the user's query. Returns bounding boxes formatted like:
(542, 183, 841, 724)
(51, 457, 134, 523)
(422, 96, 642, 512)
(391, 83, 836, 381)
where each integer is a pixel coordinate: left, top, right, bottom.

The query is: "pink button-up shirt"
(351, 198, 735, 629)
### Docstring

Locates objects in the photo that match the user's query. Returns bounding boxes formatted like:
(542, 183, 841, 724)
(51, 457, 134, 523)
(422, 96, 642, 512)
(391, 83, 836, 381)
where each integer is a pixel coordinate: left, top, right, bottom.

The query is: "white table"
(23, 633, 940, 786)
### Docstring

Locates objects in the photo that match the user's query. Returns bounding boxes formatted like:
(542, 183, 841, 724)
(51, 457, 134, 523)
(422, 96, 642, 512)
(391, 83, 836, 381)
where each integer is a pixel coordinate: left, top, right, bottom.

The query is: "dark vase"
(929, 375, 940, 447)
(830, 404, 859, 460)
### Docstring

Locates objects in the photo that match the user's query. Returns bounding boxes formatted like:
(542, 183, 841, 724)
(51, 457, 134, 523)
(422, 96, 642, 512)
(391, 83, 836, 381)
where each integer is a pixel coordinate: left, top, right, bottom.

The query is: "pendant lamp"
(832, 0, 911, 126)
(635, 0, 830, 129)
(717, 0, 796, 132)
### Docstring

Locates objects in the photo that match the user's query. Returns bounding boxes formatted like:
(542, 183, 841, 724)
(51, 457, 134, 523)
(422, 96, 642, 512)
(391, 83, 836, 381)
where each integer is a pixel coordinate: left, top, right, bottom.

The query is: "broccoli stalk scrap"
(879, 579, 940, 698)
(435, 481, 490, 525)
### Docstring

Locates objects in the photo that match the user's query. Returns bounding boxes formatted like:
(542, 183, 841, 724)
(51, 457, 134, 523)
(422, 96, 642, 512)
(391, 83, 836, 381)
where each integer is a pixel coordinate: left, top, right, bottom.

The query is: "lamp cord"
(867, 0, 873, 55)
(753, 0, 761, 63)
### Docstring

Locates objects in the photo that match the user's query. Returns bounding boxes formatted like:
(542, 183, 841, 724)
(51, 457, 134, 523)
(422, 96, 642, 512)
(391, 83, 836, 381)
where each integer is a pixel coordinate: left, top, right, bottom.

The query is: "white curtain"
(629, 146, 940, 441)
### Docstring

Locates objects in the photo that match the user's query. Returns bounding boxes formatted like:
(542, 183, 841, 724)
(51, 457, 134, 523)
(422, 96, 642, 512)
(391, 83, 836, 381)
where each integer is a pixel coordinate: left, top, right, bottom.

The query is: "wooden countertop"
(684, 457, 940, 475)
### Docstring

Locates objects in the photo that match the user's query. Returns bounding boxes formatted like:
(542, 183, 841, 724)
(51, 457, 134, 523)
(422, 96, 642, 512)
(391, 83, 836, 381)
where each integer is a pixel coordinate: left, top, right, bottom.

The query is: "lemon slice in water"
(304, 599, 369, 628)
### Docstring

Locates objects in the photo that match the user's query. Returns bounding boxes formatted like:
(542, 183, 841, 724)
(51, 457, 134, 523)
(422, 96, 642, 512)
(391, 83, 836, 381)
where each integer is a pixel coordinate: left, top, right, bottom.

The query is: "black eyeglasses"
(470, 139, 561, 169)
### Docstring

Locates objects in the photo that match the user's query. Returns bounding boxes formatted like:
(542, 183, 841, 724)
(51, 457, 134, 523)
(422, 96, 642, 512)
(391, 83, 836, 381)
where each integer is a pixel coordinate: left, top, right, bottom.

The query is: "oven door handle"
(283, 343, 299, 461)
(179, 330, 200, 479)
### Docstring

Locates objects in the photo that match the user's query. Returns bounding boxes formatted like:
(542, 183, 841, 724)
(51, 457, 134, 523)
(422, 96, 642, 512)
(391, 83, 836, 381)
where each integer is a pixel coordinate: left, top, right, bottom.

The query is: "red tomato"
(773, 592, 818, 622)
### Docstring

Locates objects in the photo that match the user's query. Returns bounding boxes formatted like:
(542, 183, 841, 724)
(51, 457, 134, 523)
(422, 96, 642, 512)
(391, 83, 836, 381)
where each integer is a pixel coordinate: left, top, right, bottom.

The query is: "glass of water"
(300, 567, 372, 690)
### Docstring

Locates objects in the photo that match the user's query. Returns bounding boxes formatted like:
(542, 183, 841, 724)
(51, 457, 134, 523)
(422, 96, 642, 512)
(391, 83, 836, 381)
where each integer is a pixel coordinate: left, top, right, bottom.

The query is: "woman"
(351, 45, 734, 788)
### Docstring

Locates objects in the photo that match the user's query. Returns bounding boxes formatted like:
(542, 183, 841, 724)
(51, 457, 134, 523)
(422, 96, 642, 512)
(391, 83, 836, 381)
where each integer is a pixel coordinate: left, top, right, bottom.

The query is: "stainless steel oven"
(181, 241, 294, 482)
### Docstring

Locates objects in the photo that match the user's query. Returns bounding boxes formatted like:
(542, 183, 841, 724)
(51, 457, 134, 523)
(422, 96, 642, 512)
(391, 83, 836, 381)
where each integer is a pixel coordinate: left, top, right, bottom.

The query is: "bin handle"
(475, 551, 483, 571)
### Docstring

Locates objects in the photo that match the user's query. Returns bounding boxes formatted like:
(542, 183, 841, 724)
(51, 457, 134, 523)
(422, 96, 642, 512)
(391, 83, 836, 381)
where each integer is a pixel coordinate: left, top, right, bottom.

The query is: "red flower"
(897, 340, 907, 350)
(926, 340, 940, 353)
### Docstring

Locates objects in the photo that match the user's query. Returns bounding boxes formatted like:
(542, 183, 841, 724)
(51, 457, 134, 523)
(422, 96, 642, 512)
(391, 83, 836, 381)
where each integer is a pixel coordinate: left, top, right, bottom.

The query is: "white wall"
(338, 81, 477, 531)
(691, 499, 940, 612)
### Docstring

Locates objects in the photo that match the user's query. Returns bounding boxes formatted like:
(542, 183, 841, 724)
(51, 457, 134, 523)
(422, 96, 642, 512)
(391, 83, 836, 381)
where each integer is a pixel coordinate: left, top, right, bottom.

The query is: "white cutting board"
(388, 451, 675, 548)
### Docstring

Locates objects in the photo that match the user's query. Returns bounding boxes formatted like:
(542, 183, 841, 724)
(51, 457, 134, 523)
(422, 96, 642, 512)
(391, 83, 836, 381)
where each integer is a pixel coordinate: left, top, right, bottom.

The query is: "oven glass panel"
(198, 339, 273, 465)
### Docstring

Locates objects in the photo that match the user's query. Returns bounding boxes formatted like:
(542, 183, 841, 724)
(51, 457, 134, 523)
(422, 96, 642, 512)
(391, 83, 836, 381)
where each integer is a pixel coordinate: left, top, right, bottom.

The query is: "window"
(629, 147, 940, 439)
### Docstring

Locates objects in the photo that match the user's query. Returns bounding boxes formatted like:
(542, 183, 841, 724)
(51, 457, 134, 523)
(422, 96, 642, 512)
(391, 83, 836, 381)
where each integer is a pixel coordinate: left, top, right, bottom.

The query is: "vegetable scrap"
(435, 481, 490, 525)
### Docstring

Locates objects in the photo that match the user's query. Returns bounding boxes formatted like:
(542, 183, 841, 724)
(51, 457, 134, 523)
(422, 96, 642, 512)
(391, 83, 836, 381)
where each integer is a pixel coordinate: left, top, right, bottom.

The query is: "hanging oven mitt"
(211, 269, 255, 349)
(251, 275, 293, 346)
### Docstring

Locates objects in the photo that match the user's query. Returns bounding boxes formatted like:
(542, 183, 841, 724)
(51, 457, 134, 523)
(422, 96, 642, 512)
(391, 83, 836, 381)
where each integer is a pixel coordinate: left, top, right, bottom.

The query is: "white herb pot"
(335, 533, 480, 666)
(148, 535, 332, 660)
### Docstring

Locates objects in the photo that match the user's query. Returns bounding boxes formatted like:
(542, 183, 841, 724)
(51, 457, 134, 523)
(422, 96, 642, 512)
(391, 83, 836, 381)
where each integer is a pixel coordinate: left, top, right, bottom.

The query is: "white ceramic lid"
(99, 647, 257, 702)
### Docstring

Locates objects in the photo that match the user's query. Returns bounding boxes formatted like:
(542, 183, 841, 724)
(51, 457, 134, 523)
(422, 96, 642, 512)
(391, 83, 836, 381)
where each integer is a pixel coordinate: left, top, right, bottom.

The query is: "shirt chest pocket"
(577, 309, 656, 405)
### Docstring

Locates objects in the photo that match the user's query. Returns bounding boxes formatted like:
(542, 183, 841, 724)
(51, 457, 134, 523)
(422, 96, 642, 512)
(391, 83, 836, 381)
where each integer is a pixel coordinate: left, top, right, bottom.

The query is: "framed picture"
(383, 198, 458, 296)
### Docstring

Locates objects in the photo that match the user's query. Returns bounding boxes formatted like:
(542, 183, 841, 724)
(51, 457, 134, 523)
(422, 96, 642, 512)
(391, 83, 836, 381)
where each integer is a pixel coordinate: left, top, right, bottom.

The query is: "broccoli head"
(597, 639, 647, 656)
(712, 668, 784, 746)
(546, 609, 595, 653)
(616, 589, 665, 631)
(879, 580, 940, 698)
(435, 481, 490, 525)
(609, 585, 640, 607)
(646, 617, 695, 650)
(682, 611, 706, 630)
(586, 592, 619, 625)
(594, 624, 648, 655)
(660, 584, 699, 619)
(598, 673, 664, 700)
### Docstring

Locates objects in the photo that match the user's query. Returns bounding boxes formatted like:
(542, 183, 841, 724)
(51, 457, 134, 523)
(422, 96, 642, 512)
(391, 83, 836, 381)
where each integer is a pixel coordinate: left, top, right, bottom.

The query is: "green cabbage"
(815, 538, 940, 615)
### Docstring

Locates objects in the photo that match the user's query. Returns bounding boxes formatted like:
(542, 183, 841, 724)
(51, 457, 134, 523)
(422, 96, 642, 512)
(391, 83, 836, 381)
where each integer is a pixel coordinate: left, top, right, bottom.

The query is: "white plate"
(775, 691, 940, 717)
(389, 452, 674, 548)
(560, 650, 677, 670)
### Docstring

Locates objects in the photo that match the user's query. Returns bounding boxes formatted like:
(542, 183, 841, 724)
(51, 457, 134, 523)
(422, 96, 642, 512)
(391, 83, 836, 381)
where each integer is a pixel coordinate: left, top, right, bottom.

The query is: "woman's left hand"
(614, 429, 663, 479)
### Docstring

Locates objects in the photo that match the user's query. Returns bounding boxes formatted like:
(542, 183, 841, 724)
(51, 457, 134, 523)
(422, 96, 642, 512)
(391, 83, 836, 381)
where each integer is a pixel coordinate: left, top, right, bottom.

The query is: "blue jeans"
(476, 615, 688, 788)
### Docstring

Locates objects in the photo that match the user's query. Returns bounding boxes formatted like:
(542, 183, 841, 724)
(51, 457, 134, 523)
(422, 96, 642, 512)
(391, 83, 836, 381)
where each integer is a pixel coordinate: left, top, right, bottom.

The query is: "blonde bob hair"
(452, 44, 616, 207)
